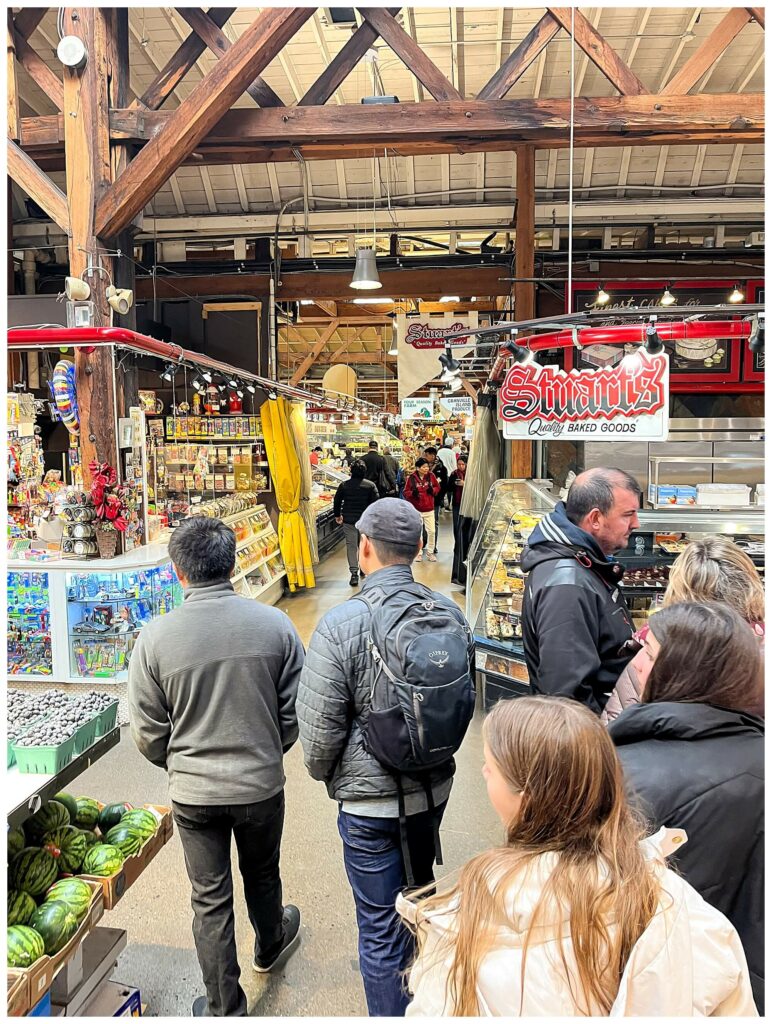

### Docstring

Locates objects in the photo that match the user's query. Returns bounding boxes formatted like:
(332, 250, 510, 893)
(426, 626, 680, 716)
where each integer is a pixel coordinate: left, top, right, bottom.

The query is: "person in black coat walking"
(334, 460, 378, 586)
(608, 600, 764, 1014)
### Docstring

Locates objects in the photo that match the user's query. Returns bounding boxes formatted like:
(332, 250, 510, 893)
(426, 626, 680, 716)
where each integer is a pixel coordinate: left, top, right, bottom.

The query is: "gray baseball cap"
(356, 498, 422, 546)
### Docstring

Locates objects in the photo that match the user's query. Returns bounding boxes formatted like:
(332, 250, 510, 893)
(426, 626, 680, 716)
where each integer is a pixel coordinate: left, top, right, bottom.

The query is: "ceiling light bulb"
(596, 285, 610, 305)
(352, 297, 393, 304)
(660, 286, 676, 306)
(728, 284, 744, 303)
(439, 296, 460, 303)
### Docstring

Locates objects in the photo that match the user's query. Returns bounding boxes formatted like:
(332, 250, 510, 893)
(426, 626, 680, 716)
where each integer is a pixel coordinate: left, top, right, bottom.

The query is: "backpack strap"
(396, 777, 416, 889)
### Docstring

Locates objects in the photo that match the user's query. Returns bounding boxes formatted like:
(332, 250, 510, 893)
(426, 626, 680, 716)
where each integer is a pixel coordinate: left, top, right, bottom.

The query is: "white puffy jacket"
(398, 829, 757, 1017)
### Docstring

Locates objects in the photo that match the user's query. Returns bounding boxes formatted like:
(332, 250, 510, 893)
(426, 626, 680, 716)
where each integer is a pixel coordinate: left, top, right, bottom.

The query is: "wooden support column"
(7, 12, 19, 141)
(62, 7, 119, 483)
(512, 145, 535, 479)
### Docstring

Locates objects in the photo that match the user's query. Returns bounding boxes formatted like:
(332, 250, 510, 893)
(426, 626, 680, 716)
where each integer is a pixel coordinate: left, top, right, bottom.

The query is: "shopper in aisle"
(603, 535, 765, 723)
(362, 440, 390, 497)
(334, 459, 379, 586)
(401, 695, 756, 1017)
(403, 458, 440, 562)
(309, 446, 323, 466)
(447, 455, 467, 540)
(423, 447, 448, 545)
(521, 467, 639, 713)
(382, 445, 400, 497)
(297, 499, 473, 1017)
(609, 601, 764, 1013)
(128, 517, 305, 1018)
(436, 442, 457, 506)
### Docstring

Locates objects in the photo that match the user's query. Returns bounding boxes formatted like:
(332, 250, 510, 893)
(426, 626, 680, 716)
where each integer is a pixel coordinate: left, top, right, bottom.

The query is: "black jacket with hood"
(520, 502, 634, 712)
(609, 701, 764, 1013)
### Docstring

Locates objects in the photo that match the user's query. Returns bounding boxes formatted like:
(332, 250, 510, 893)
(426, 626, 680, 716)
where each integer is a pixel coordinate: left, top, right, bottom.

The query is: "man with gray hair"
(521, 468, 640, 713)
(129, 516, 305, 1016)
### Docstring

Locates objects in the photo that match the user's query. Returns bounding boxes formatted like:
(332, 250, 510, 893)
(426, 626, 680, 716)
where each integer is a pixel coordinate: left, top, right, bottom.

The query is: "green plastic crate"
(95, 701, 119, 736)
(72, 714, 100, 755)
(12, 732, 76, 775)
(7, 741, 16, 769)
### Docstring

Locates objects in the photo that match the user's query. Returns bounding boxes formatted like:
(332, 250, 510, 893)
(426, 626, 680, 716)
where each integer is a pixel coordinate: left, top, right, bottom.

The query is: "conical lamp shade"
(350, 247, 382, 290)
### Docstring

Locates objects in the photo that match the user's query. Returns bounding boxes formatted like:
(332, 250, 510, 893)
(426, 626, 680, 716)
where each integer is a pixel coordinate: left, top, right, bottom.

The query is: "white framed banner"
(397, 312, 478, 400)
(400, 397, 437, 419)
(499, 352, 670, 441)
(438, 395, 474, 419)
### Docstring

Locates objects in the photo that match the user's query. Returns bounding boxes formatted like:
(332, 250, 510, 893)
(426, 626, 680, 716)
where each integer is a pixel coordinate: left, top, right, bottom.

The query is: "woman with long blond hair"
(402, 696, 756, 1017)
(603, 535, 765, 723)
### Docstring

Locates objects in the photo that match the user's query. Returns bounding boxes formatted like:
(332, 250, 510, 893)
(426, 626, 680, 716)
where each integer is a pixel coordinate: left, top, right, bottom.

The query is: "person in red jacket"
(403, 458, 440, 562)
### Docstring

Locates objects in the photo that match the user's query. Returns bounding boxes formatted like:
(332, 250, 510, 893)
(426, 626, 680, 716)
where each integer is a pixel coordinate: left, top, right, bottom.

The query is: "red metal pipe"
(523, 319, 750, 352)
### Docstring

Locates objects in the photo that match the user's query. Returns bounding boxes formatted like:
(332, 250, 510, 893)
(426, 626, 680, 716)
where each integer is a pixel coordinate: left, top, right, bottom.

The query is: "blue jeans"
(338, 803, 447, 1017)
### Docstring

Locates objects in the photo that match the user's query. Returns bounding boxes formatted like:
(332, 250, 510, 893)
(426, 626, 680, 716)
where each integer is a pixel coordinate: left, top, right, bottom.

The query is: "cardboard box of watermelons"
(80, 804, 173, 910)
(8, 879, 103, 1014)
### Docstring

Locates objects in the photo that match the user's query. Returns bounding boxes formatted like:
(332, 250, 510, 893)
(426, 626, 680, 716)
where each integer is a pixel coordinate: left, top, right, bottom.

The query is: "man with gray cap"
(297, 498, 471, 1017)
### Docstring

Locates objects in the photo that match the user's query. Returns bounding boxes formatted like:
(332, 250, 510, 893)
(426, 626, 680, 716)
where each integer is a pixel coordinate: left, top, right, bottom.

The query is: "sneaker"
(427, 553, 437, 562)
(192, 996, 208, 1017)
(253, 905, 301, 973)
(414, 553, 423, 562)
(349, 572, 359, 587)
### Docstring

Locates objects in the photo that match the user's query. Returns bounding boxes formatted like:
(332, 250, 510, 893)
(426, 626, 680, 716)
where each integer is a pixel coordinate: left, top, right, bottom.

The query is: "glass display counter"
(311, 465, 347, 559)
(6, 544, 183, 684)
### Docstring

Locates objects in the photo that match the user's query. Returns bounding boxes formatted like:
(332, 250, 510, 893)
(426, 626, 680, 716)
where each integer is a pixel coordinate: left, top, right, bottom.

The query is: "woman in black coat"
(608, 601, 764, 1013)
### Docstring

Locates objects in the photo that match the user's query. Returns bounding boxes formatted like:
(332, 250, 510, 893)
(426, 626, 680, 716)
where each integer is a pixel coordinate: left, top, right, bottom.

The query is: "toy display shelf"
(6, 726, 120, 830)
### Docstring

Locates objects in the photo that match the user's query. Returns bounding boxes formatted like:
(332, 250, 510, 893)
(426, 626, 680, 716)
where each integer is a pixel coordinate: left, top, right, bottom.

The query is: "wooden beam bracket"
(7, 138, 69, 232)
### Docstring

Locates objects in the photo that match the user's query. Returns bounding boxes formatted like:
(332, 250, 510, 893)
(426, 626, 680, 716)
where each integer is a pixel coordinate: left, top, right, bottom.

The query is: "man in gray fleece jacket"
(128, 516, 305, 1018)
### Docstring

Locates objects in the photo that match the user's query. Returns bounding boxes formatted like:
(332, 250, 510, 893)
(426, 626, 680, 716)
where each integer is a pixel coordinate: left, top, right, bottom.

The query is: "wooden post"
(7, 11, 19, 141)
(511, 145, 535, 479)
(62, 7, 119, 483)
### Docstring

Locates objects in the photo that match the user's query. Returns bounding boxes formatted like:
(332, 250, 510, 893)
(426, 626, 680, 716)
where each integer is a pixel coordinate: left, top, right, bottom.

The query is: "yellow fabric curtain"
(287, 400, 319, 565)
(261, 396, 315, 592)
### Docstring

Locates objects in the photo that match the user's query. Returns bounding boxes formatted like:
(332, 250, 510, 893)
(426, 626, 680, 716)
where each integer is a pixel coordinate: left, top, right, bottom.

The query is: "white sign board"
(438, 395, 473, 419)
(396, 312, 478, 400)
(400, 397, 436, 420)
(499, 353, 670, 442)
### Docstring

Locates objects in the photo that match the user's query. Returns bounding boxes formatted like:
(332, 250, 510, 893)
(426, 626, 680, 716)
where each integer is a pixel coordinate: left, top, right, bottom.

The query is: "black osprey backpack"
(355, 581, 476, 883)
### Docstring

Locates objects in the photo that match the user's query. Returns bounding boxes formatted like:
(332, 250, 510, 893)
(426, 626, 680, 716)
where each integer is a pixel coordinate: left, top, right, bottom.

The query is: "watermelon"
(81, 844, 124, 877)
(119, 808, 159, 840)
(75, 797, 100, 829)
(10, 847, 58, 897)
(8, 826, 25, 861)
(8, 889, 37, 926)
(29, 900, 78, 955)
(97, 802, 133, 834)
(105, 825, 143, 859)
(42, 826, 87, 873)
(79, 829, 100, 850)
(45, 879, 92, 923)
(53, 792, 78, 824)
(26, 801, 70, 844)
(7, 925, 45, 968)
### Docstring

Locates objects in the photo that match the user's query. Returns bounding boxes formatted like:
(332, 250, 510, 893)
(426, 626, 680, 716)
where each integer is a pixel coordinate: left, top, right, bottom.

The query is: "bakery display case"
(311, 465, 347, 558)
(466, 481, 556, 709)
(7, 570, 53, 677)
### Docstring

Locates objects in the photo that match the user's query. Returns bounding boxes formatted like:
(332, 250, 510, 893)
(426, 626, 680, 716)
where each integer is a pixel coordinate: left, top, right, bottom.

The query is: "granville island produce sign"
(499, 352, 669, 441)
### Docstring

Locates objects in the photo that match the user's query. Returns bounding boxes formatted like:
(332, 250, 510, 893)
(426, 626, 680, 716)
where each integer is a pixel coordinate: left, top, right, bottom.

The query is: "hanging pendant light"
(660, 283, 676, 306)
(728, 283, 745, 303)
(350, 247, 381, 290)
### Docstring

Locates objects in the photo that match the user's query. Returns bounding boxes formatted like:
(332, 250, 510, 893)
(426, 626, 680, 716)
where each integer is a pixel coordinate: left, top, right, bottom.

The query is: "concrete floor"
(74, 514, 502, 1016)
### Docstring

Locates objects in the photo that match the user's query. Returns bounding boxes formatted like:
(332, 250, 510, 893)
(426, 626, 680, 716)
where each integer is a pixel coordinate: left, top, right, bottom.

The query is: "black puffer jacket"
(333, 477, 378, 525)
(520, 502, 634, 712)
(610, 702, 764, 1014)
(297, 564, 455, 801)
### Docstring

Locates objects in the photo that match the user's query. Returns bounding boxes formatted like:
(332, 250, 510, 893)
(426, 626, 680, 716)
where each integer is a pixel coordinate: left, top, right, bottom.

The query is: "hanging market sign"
(438, 395, 474, 418)
(397, 312, 478, 401)
(499, 353, 669, 441)
(400, 397, 437, 419)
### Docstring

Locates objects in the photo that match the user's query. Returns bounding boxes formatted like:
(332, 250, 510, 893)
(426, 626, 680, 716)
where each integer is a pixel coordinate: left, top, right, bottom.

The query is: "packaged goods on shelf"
(695, 483, 752, 507)
(648, 484, 698, 506)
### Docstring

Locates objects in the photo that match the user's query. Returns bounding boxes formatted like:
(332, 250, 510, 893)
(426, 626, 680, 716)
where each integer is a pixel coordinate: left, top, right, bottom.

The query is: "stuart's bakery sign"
(499, 353, 669, 441)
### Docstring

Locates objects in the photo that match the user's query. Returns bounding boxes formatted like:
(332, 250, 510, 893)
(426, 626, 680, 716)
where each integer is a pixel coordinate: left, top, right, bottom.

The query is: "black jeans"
(172, 792, 286, 1017)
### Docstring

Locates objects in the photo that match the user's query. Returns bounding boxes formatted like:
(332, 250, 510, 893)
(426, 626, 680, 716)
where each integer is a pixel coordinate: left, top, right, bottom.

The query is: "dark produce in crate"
(15, 719, 76, 748)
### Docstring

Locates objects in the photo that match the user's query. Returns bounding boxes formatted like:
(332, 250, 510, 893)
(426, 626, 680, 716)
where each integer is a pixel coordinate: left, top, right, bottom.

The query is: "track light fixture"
(191, 376, 205, 393)
(644, 317, 664, 355)
(438, 348, 461, 382)
(160, 364, 177, 383)
(244, 381, 257, 394)
(268, 389, 278, 401)
(660, 283, 676, 306)
(201, 369, 213, 384)
(504, 336, 534, 365)
(748, 313, 764, 355)
(595, 284, 610, 306)
(728, 283, 745, 304)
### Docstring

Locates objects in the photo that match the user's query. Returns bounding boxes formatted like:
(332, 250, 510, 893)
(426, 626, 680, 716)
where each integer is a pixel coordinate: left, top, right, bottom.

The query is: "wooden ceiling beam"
(134, 6, 236, 111)
(662, 8, 754, 95)
(290, 318, 342, 386)
(547, 7, 647, 95)
(13, 9, 48, 41)
(7, 138, 68, 231)
(300, 8, 400, 106)
(746, 7, 765, 28)
(13, 30, 64, 110)
(7, 13, 19, 141)
(478, 13, 561, 101)
(96, 7, 314, 238)
(175, 8, 284, 108)
(357, 8, 462, 102)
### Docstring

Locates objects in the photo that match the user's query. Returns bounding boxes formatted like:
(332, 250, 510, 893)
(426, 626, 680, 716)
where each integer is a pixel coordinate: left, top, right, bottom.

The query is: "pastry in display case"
(311, 464, 348, 558)
(7, 570, 53, 676)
